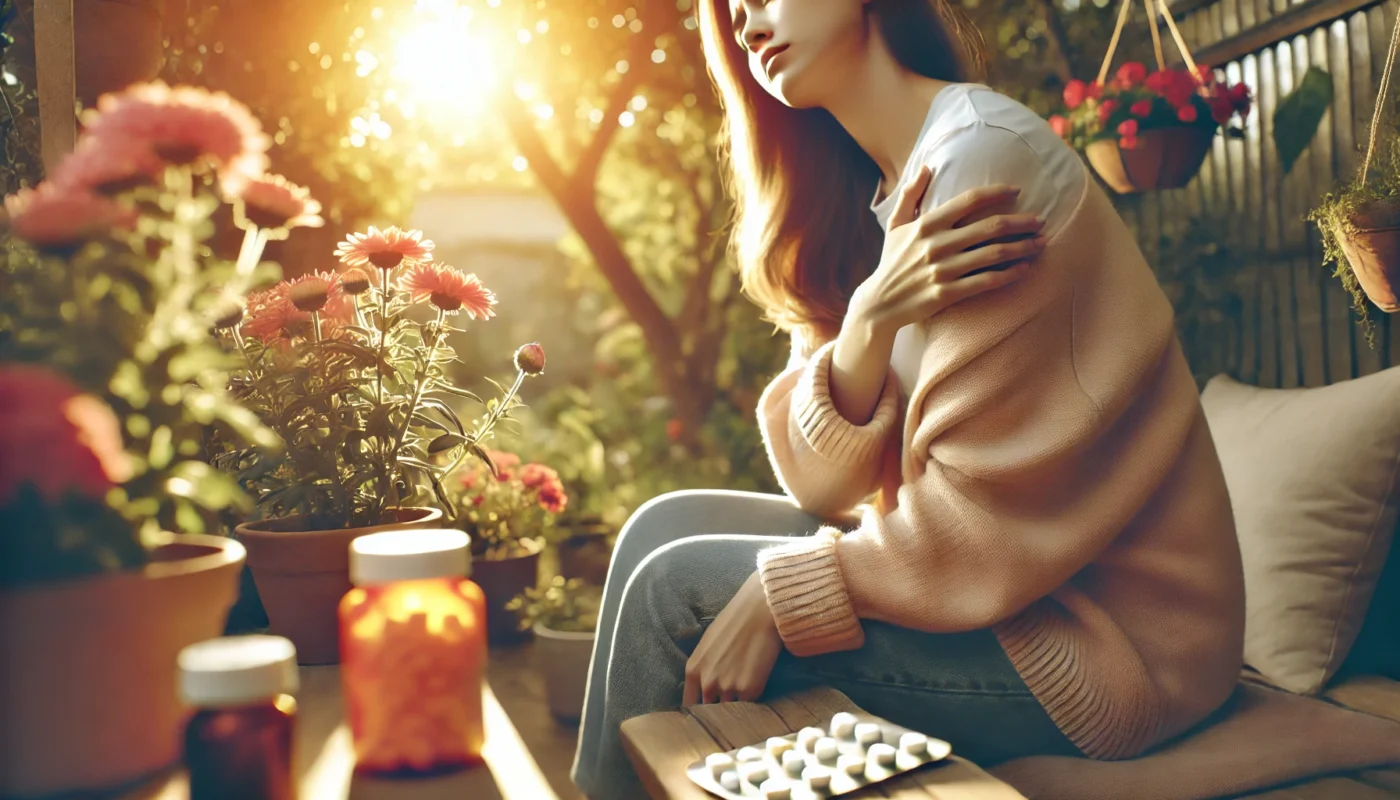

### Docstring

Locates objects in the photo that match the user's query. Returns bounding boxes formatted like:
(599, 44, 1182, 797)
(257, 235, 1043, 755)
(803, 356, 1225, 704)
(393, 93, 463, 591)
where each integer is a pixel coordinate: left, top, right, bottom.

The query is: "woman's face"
(728, 0, 869, 109)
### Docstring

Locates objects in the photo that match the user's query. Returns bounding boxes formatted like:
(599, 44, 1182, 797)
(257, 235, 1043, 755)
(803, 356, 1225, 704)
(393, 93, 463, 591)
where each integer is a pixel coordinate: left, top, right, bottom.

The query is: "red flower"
(1048, 115, 1070, 138)
(666, 418, 684, 442)
(1210, 96, 1235, 124)
(536, 481, 567, 514)
(1062, 79, 1088, 110)
(1130, 100, 1154, 118)
(399, 263, 497, 319)
(0, 365, 131, 505)
(473, 494, 485, 506)
(1116, 62, 1148, 88)
(1119, 135, 1140, 150)
(1195, 65, 1218, 86)
(1085, 81, 1103, 101)
(1097, 100, 1119, 124)
(1177, 104, 1199, 123)
(1145, 70, 1173, 94)
(1229, 83, 1253, 118)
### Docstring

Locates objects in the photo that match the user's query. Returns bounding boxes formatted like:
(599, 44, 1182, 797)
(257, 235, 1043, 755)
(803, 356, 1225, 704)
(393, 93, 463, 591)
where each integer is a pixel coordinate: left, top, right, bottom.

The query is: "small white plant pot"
(532, 622, 596, 722)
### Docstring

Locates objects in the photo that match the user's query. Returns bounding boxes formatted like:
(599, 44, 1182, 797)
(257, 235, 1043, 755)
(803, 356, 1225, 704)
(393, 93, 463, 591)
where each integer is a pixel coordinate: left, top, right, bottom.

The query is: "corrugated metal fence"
(1117, 0, 1399, 388)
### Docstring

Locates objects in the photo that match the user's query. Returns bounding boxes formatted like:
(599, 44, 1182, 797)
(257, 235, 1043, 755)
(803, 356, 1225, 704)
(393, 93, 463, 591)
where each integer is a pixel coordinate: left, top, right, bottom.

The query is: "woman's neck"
(822, 46, 951, 189)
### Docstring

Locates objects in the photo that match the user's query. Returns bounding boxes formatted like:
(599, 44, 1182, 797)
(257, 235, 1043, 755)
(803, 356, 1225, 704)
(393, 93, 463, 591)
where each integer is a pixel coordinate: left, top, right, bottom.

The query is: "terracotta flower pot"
(235, 507, 443, 665)
(1334, 198, 1400, 313)
(532, 623, 595, 722)
(472, 537, 543, 644)
(1085, 125, 1216, 194)
(0, 533, 245, 798)
(557, 523, 614, 586)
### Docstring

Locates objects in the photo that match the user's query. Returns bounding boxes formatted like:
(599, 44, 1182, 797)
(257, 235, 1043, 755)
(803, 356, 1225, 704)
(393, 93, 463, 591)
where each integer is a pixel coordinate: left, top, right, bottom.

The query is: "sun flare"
(389, 2, 501, 120)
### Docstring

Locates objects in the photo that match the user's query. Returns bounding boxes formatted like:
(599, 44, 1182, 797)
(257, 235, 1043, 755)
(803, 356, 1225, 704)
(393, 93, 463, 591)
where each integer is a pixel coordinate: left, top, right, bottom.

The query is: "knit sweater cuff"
(758, 528, 865, 657)
(791, 340, 900, 468)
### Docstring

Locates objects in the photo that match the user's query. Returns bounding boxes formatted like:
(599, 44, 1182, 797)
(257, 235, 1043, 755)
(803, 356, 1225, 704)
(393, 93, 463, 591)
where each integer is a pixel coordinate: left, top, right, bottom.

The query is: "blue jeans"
(571, 490, 1079, 799)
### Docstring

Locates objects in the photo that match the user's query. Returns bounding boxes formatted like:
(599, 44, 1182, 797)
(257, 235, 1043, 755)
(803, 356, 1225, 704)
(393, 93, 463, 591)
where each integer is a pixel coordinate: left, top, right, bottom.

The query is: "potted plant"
(213, 226, 546, 663)
(1048, 62, 1252, 194)
(448, 447, 568, 642)
(506, 576, 601, 722)
(0, 82, 266, 796)
(1309, 110, 1400, 339)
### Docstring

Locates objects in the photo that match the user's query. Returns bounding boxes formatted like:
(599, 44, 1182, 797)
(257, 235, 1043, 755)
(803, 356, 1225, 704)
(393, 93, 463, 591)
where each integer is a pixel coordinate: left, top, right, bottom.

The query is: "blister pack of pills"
(684, 711, 952, 798)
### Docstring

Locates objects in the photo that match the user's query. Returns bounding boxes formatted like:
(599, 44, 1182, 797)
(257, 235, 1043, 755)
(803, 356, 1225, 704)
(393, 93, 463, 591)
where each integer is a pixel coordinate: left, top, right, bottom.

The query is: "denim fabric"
(571, 490, 1078, 800)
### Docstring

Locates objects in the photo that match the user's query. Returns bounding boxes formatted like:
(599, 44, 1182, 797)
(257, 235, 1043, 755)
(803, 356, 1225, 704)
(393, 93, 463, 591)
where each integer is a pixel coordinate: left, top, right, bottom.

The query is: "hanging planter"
(1046, 0, 1251, 194)
(1308, 11, 1400, 337)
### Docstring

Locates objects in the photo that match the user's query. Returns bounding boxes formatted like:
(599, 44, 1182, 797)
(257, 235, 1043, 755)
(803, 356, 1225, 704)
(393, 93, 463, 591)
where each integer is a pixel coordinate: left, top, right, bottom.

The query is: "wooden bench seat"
(622, 677, 1400, 800)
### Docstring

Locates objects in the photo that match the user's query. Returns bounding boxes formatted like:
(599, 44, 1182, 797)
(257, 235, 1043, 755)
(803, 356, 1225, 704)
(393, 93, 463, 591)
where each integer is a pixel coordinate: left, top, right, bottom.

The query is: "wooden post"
(33, 0, 77, 173)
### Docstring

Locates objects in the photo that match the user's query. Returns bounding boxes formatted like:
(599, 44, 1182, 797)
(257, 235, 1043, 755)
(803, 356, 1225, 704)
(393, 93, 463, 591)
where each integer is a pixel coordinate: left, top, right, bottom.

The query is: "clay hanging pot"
(1334, 198, 1400, 313)
(1086, 125, 1217, 194)
(0, 533, 245, 797)
(235, 507, 444, 665)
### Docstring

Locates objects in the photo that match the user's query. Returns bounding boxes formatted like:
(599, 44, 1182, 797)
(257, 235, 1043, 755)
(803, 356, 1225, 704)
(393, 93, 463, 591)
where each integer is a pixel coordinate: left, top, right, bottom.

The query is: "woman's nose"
(743, 24, 771, 51)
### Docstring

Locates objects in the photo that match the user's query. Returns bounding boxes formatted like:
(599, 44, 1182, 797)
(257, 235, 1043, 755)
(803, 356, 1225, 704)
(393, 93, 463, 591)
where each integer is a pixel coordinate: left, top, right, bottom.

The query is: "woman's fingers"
(918, 184, 1021, 234)
(938, 235, 1047, 280)
(945, 260, 1034, 302)
(888, 166, 933, 229)
(683, 664, 700, 707)
(940, 213, 1045, 255)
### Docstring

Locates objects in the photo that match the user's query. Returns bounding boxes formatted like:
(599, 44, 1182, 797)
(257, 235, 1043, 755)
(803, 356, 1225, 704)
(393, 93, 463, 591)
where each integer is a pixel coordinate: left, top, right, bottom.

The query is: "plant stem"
(475, 368, 526, 443)
(311, 311, 323, 342)
(388, 308, 446, 461)
(234, 226, 269, 284)
(376, 268, 390, 404)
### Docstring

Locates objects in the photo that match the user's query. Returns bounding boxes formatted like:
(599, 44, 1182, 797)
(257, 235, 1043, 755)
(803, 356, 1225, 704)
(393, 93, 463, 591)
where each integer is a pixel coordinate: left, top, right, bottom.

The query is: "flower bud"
(212, 303, 246, 331)
(514, 342, 545, 376)
(288, 275, 332, 312)
(340, 268, 371, 295)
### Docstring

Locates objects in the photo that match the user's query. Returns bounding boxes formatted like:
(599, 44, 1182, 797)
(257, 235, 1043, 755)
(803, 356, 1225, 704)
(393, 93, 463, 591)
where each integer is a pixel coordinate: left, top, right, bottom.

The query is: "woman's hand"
(683, 571, 783, 706)
(849, 165, 1048, 338)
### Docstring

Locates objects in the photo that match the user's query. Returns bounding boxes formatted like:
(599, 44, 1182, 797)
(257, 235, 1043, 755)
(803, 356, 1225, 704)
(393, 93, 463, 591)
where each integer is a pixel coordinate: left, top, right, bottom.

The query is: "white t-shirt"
(870, 83, 1086, 396)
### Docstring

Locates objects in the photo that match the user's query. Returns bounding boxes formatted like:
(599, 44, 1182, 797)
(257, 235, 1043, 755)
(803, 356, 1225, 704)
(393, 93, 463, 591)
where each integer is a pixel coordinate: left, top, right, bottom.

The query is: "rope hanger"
(1096, 0, 1206, 88)
(1361, 8, 1400, 184)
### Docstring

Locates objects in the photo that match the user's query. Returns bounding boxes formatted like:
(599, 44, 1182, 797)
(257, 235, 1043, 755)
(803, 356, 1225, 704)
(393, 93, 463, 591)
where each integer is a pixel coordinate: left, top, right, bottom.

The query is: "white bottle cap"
(350, 529, 470, 585)
(178, 635, 298, 707)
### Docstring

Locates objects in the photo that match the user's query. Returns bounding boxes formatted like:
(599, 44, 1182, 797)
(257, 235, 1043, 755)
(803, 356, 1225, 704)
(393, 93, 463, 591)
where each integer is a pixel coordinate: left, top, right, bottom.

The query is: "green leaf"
(1274, 67, 1334, 175)
(469, 442, 498, 478)
(428, 432, 468, 454)
(434, 384, 484, 404)
(412, 412, 450, 432)
(419, 398, 466, 435)
(399, 456, 445, 475)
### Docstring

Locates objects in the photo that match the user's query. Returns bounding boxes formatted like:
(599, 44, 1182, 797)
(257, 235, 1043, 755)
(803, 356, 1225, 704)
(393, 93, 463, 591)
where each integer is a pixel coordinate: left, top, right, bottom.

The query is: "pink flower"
(1097, 100, 1119, 124)
(79, 82, 269, 192)
(537, 481, 567, 514)
(242, 278, 352, 347)
(334, 225, 434, 271)
(400, 263, 497, 319)
(1062, 79, 1088, 110)
(1177, 104, 1199, 123)
(4, 184, 135, 251)
(233, 174, 323, 231)
(1048, 115, 1070, 138)
(1117, 119, 1139, 138)
(1210, 96, 1235, 124)
(486, 450, 521, 469)
(1116, 62, 1148, 88)
(50, 136, 162, 195)
(519, 463, 559, 490)
(0, 365, 131, 505)
(1130, 99, 1154, 118)
(1119, 135, 1140, 150)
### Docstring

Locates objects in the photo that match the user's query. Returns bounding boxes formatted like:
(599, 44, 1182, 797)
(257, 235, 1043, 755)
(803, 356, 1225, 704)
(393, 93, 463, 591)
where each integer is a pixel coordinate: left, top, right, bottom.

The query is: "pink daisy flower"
(4, 184, 136, 251)
(79, 82, 269, 192)
(50, 135, 163, 195)
(334, 225, 434, 271)
(241, 279, 352, 348)
(232, 173, 324, 232)
(399, 262, 497, 318)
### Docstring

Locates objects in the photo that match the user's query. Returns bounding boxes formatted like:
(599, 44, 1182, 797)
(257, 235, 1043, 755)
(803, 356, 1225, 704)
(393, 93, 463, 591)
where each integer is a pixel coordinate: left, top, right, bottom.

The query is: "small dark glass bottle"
(178, 635, 300, 800)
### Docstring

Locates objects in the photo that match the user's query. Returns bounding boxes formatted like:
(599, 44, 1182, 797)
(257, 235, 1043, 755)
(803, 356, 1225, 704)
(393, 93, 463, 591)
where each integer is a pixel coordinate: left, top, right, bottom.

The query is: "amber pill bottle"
(178, 635, 299, 800)
(340, 528, 487, 775)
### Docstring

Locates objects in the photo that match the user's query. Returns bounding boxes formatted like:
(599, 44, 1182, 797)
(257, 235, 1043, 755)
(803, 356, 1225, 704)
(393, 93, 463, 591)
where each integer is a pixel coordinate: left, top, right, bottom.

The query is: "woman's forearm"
(829, 306, 896, 426)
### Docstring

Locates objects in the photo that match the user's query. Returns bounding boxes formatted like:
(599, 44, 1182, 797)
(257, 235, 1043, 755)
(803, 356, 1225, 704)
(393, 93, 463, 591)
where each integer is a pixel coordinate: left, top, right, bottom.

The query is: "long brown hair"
(699, 1, 986, 344)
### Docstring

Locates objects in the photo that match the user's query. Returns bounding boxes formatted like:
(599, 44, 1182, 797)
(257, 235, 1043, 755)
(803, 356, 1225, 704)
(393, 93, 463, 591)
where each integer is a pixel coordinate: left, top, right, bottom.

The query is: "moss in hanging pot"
(1308, 115, 1400, 343)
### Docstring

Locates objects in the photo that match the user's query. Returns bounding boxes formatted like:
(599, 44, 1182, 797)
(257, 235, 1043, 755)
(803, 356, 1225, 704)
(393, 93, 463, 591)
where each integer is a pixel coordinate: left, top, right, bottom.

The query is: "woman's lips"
(760, 44, 790, 78)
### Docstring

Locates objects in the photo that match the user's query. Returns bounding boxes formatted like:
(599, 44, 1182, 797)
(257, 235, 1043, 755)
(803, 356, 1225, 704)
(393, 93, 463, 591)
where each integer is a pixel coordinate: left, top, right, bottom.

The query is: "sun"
(389, 2, 502, 119)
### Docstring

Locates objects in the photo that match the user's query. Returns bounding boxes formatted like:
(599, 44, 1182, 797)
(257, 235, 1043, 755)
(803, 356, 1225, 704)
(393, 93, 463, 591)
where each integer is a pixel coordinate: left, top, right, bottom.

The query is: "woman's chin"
(767, 73, 823, 110)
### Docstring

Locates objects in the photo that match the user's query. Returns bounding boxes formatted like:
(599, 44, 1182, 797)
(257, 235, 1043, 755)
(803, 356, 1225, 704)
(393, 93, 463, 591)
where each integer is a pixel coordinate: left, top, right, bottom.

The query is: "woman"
(573, 1, 1246, 797)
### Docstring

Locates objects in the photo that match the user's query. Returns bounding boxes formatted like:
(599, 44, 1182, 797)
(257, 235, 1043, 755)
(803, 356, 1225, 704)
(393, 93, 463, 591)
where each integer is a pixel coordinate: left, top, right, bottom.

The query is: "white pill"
(760, 778, 792, 800)
(741, 762, 769, 785)
(838, 753, 867, 777)
(705, 752, 734, 778)
(868, 742, 897, 767)
(813, 737, 838, 762)
(854, 722, 882, 747)
(797, 726, 825, 751)
(802, 766, 831, 792)
(829, 711, 858, 738)
(766, 736, 794, 757)
(737, 745, 764, 762)
(899, 731, 929, 756)
(719, 770, 740, 792)
(781, 749, 805, 775)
